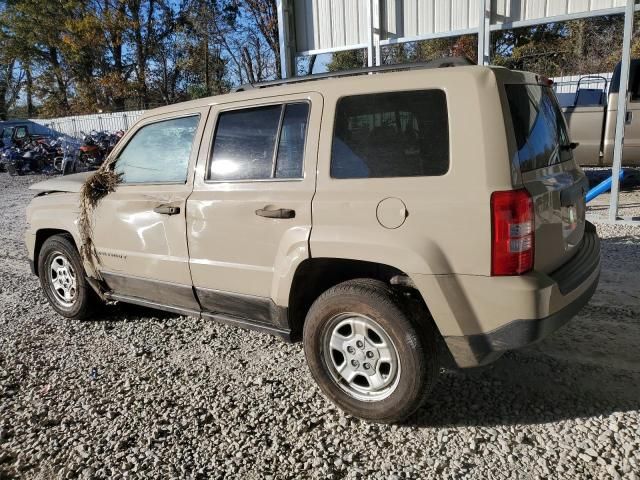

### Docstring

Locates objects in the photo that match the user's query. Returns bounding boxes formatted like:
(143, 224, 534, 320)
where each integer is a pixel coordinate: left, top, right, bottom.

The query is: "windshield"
(506, 84, 572, 172)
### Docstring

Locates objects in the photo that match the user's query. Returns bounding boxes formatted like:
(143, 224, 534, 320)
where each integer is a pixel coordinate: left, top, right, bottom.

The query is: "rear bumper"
(443, 271, 598, 367)
(415, 222, 601, 368)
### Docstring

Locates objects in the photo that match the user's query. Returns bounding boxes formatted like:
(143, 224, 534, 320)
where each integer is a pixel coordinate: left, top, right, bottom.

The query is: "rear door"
(186, 93, 322, 319)
(505, 83, 589, 273)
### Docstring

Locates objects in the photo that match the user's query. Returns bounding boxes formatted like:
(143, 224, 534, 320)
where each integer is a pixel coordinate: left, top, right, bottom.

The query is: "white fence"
(29, 110, 146, 139)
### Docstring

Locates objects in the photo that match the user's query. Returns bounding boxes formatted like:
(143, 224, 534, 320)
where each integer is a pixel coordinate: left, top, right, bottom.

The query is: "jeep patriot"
(26, 61, 600, 423)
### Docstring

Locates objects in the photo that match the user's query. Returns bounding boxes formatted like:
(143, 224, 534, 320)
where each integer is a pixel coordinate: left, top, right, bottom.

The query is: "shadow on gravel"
(409, 346, 640, 428)
(86, 302, 181, 323)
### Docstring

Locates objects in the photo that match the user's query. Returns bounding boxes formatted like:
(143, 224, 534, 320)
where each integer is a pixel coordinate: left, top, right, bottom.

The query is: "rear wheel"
(38, 235, 97, 319)
(303, 279, 439, 423)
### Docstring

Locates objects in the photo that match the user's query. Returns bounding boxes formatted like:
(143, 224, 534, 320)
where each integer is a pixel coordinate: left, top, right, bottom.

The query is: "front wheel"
(38, 234, 98, 319)
(303, 279, 439, 423)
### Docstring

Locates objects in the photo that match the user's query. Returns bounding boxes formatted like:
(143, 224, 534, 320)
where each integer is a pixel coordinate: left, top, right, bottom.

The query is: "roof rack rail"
(233, 56, 475, 92)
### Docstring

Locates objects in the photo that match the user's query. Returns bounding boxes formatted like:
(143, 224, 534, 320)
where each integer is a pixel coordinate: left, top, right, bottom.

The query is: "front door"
(187, 93, 322, 327)
(91, 108, 208, 311)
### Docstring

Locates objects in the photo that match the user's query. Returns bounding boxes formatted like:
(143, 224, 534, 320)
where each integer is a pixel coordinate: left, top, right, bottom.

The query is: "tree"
(2, 0, 74, 115)
(181, 0, 230, 97)
(491, 24, 567, 76)
(242, 0, 280, 78)
(326, 49, 367, 72)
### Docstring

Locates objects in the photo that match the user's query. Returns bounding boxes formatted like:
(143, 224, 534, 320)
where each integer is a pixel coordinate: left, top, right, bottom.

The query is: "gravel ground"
(1, 174, 639, 480)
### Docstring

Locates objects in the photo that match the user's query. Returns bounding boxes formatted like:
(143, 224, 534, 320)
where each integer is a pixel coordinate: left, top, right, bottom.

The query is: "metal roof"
(292, 0, 628, 55)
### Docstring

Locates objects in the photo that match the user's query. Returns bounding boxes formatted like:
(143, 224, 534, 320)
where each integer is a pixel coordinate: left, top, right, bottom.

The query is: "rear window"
(331, 90, 449, 178)
(506, 84, 572, 172)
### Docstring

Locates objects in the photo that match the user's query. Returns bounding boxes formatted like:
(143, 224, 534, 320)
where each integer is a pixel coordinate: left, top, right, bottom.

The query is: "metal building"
(277, 0, 639, 223)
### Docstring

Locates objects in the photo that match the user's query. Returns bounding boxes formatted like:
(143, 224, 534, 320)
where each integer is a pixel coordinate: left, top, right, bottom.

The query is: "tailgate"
(505, 83, 590, 273)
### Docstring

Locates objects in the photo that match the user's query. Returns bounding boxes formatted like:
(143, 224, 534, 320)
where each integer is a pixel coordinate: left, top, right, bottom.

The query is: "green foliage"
(0, 0, 278, 118)
(491, 16, 640, 77)
(326, 49, 367, 72)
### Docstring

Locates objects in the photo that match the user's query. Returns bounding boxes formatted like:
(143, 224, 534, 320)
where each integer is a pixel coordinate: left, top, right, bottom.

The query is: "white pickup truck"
(562, 60, 640, 167)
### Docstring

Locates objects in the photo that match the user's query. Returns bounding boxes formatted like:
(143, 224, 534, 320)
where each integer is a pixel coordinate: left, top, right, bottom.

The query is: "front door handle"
(626, 111, 634, 124)
(255, 207, 296, 219)
(154, 205, 181, 215)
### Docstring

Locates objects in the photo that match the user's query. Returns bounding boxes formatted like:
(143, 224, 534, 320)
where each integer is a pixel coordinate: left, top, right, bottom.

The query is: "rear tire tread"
(303, 278, 439, 424)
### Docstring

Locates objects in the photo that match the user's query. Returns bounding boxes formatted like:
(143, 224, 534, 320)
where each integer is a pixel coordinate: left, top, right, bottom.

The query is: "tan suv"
(25, 61, 600, 423)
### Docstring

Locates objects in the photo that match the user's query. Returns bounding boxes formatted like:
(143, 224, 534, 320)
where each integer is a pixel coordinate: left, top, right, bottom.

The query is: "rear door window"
(208, 102, 309, 181)
(506, 84, 572, 172)
(331, 90, 449, 179)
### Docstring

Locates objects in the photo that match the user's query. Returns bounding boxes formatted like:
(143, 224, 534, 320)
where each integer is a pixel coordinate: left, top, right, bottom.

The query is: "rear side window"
(506, 84, 572, 172)
(208, 103, 309, 181)
(331, 90, 449, 179)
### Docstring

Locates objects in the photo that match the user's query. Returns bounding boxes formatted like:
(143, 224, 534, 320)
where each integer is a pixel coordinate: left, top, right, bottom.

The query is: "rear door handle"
(153, 205, 181, 215)
(255, 208, 296, 219)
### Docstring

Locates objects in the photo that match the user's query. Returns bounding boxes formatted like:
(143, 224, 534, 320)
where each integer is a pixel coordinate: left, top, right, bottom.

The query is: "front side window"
(331, 90, 449, 179)
(208, 102, 309, 181)
(115, 115, 200, 184)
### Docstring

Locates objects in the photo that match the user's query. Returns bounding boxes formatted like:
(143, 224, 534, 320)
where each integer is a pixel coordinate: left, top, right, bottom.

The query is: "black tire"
(303, 279, 439, 423)
(38, 234, 98, 319)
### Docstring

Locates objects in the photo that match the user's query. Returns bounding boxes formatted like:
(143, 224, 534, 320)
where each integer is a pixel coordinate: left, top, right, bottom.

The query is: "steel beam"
(489, 5, 640, 32)
(296, 44, 369, 57)
(609, 0, 635, 221)
(367, 0, 375, 67)
(380, 28, 477, 47)
(477, 0, 490, 65)
(374, 0, 381, 66)
(277, 0, 294, 78)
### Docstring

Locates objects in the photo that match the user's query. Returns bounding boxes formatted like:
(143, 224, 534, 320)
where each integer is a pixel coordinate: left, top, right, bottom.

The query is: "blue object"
(586, 170, 625, 203)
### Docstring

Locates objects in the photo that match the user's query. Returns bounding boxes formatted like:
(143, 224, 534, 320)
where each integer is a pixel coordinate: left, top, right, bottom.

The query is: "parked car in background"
(25, 60, 600, 423)
(562, 60, 640, 167)
(0, 120, 51, 148)
(0, 121, 54, 174)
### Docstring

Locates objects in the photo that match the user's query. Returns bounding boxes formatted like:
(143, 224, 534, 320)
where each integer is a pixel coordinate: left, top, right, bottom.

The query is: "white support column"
(367, 0, 375, 66)
(609, 0, 635, 221)
(483, 0, 491, 64)
(477, 0, 490, 65)
(374, 0, 382, 66)
(277, 0, 294, 78)
(478, 0, 487, 65)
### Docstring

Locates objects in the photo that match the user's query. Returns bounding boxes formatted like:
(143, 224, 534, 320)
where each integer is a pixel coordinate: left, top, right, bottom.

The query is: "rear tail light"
(491, 189, 534, 275)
